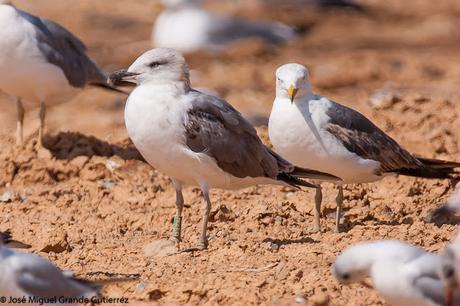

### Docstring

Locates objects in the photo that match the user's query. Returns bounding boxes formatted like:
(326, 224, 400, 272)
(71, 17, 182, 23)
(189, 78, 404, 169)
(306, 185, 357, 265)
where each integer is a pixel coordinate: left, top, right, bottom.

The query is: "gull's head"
(275, 63, 312, 103)
(332, 245, 371, 285)
(109, 48, 190, 87)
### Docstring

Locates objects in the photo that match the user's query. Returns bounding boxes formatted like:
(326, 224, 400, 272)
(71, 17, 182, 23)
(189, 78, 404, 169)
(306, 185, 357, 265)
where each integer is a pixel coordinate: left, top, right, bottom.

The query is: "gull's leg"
(172, 180, 184, 248)
(38, 100, 46, 146)
(197, 185, 211, 250)
(313, 186, 322, 232)
(15, 97, 25, 146)
(335, 185, 344, 233)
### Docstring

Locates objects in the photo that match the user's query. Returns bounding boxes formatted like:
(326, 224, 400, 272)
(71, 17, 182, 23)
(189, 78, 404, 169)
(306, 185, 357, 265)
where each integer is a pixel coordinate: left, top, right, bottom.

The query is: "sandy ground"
(1, 0, 460, 305)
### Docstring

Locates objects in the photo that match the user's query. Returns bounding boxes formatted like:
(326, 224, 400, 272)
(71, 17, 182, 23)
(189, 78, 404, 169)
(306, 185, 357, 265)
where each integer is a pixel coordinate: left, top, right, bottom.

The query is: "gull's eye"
(342, 273, 350, 280)
(444, 267, 455, 278)
(148, 61, 162, 68)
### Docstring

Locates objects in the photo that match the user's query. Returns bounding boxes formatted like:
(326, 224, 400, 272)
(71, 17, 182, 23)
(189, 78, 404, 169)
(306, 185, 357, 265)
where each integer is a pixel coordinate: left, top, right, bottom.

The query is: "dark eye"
(148, 61, 161, 68)
(444, 267, 455, 278)
(342, 273, 350, 280)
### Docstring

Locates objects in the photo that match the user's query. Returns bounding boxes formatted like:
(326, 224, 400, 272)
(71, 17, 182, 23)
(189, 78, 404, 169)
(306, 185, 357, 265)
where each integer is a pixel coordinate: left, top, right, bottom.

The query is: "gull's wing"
(17, 9, 107, 87)
(208, 14, 295, 47)
(184, 90, 337, 185)
(12, 253, 98, 298)
(324, 100, 459, 178)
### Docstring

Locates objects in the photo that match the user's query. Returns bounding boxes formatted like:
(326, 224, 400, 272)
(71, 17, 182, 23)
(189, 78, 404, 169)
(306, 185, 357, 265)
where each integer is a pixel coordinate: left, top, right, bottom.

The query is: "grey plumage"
(208, 15, 295, 46)
(184, 90, 338, 187)
(325, 101, 460, 178)
(17, 9, 113, 89)
(13, 254, 99, 298)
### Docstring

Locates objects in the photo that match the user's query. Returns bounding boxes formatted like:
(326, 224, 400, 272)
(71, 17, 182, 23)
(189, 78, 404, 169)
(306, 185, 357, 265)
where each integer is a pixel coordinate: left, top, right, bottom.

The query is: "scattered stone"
(295, 295, 307, 303)
(0, 191, 13, 203)
(369, 85, 401, 109)
(144, 240, 177, 257)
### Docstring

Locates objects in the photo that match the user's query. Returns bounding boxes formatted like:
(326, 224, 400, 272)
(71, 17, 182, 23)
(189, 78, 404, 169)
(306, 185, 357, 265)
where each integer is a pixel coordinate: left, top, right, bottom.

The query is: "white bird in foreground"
(0, 1, 125, 146)
(268, 63, 460, 232)
(332, 240, 460, 306)
(0, 239, 99, 305)
(152, 0, 296, 53)
(109, 48, 339, 250)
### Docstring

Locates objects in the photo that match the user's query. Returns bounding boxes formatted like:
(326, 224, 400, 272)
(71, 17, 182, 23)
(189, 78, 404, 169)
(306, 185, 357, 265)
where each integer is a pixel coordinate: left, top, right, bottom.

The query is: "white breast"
(269, 96, 381, 183)
(0, 6, 76, 103)
(125, 85, 279, 189)
(152, 8, 211, 53)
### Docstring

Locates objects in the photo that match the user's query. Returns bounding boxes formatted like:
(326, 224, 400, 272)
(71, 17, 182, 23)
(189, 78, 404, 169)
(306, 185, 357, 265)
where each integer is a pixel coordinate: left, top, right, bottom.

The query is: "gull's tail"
(396, 157, 460, 179)
(269, 148, 341, 188)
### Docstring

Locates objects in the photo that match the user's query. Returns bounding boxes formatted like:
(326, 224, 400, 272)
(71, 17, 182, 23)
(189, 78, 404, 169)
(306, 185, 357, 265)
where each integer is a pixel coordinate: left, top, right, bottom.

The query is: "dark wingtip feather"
(291, 166, 342, 182)
(277, 173, 318, 189)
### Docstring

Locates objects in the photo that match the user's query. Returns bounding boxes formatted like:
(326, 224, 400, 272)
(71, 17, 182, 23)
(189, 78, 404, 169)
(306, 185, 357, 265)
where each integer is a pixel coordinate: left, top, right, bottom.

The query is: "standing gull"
(332, 240, 460, 306)
(109, 48, 339, 250)
(152, 0, 295, 53)
(0, 1, 125, 146)
(269, 63, 460, 232)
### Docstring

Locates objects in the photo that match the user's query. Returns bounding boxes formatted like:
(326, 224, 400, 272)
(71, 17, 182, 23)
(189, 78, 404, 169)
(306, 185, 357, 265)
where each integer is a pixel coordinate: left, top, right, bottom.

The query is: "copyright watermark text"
(0, 296, 129, 304)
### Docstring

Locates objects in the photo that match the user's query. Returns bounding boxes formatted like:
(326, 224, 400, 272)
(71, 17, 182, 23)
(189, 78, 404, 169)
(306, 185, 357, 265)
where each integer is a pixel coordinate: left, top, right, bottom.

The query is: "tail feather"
(394, 157, 460, 179)
(277, 173, 318, 189)
(291, 166, 341, 182)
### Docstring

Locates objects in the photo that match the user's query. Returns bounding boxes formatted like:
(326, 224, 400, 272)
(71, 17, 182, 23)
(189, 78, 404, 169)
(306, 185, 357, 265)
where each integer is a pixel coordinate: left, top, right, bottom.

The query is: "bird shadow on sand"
(42, 131, 144, 161)
(262, 236, 318, 246)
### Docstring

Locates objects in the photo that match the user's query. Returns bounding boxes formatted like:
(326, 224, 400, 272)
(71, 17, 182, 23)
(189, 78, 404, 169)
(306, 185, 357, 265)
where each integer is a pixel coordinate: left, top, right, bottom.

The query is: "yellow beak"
(288, 85, 298, 103)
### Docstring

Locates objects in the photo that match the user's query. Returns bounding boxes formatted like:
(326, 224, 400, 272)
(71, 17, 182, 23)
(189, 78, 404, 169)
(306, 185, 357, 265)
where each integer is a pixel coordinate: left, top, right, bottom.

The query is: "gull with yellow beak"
(269, 63, 460, 232)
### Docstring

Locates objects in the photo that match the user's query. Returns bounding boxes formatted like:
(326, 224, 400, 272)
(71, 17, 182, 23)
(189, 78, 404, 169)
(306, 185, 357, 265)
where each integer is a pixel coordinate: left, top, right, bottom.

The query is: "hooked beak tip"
(109, 69, 139, 86)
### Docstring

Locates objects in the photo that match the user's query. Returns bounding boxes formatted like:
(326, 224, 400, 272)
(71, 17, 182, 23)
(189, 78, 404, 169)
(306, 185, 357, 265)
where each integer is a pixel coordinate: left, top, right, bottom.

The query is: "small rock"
(106, 159, 121, 171)
(0, 191, 13, 203)
(311, 292, 330, 306)
(144, 239, 177, 257)
(295, 295, 307, 303)
(369, 86, 401, 109)
(100, 180, 114, 189)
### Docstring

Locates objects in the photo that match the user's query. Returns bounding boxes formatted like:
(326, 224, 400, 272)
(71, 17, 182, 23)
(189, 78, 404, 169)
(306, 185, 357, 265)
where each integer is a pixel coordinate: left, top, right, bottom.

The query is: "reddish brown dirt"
(1, 1, 460, 305)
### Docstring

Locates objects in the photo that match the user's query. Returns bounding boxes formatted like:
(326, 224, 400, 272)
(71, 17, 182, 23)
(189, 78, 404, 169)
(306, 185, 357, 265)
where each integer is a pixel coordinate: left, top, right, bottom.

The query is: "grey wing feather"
(18, 9, 106, 87)
(325, 101, 423, 174)
(184, 91, 280, 179)
(208, 14, 295, 46)
(14, 254, 96, 298)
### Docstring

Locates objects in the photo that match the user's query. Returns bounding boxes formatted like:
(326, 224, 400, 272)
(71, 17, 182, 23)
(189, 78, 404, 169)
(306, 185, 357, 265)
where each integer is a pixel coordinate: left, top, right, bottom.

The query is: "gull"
(0, 1, 125, 146)
(332, 240, 460, 306)
(268, 63, 460, 232)
(109, 48, 339, 250)
(0, 241, 99, 304)
(152, 0, 296, 53)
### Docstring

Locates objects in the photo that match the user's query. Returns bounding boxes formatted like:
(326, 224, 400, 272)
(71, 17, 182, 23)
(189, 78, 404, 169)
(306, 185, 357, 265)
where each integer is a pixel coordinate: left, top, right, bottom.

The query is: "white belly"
(125, 86, 275, 189)
(269, 97, 381, 183)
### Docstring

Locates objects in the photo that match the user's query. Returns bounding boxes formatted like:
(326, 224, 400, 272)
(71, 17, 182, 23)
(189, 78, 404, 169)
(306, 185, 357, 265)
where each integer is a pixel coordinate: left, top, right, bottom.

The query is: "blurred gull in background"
(0, 1, 125, 147)
(152, 0, 296, 53)
(333, 240, 460, 306)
